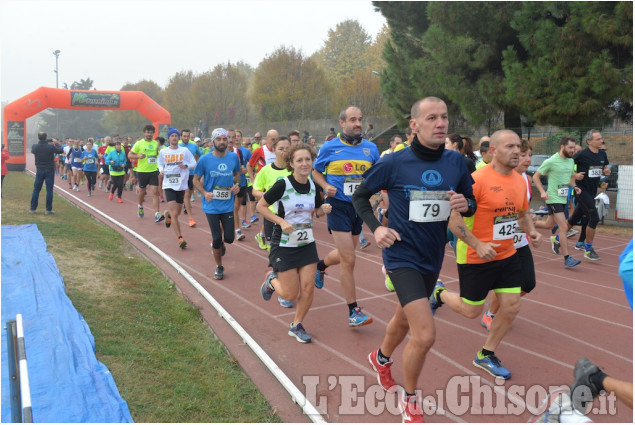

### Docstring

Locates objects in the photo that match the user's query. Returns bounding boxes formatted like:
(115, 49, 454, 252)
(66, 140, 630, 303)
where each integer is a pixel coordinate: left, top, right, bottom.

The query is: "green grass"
(2, 171, 281, 423)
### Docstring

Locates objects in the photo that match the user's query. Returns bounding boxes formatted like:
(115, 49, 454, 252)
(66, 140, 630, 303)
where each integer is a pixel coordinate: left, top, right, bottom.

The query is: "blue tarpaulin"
(1, 224, 133, 422)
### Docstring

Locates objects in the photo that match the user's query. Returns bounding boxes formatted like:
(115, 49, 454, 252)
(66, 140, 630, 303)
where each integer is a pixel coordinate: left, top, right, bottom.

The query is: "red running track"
(31, 158, 632, 423)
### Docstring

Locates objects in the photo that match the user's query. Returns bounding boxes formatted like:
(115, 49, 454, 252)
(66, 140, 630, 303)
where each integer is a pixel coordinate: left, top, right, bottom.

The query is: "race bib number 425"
(493, 215, 519, 240)
(409, 191, 451, 223)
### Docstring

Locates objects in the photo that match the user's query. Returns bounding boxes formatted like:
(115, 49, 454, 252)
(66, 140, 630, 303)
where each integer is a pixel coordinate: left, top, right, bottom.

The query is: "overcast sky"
(0, 0, 387, 104)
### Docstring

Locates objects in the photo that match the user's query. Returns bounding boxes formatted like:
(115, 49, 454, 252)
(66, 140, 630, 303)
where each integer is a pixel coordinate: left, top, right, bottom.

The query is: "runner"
(80, 140, 99, 197)
(97, 136, 111, 191)
(193, 128, 241, 280)
(259, 144, 332, 343)
(430, 129, 542, 381)
(248, 129, 279, 249)
(352, 96, 480, 422)
(312, 105, 380, 327)
(178, 129, 202, 227)
(69, 139, 84, 191)
(532, 136, 583, 268)
(128, 125, 164, 223)
(105, 140, 127, 202)
(227, 129, 248, 241)
(566, 130, 610, 261)
(159, 128, 197, 249)
(236, 130, 255, 230)
(252, 136, 294, 308)
(480, 139, 538, 330)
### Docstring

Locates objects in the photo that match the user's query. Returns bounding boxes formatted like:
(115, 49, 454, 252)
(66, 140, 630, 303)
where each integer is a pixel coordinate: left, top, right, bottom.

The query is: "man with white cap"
(193, 128, 241, 280)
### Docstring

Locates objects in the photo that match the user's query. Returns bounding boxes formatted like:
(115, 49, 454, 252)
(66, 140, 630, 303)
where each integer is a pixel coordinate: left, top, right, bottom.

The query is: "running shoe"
(255, 233, 267, 250)
(574, 242, 586, 251)
(584, 248, 600, 261)
(109, 193, 114, 201)
(571, 358, 603, 411)
(260, 271, 276, 300)
(117, 198, 123, 203)
(214, 265, 224, 280)
(138, 205, 144, 218)
(178, 237, 187, 249)
(250, 214, 259, 223)
(164, 211, 171, 228)
(400, 393, 424, 423)
(278, 296, 293, 308)
(190, 194, 196, 202)
(367, 349, 397, 392)
(481, 312, 494, 331)
(429, 280, 445, 316)
(288, 322, 312, 343)
(28, 209, 36, 214)
(550, 235, 560, 255)
(241, 219, 251, 229)
(87, 192, 92, 197)
(188, 218, 196, 227)
(236, 229, 246, 241)
(45, 210, 54, 215)
(359, 237, 370, 250)
(566, 228, 579, 238)
(349, 306, 373, 327)
(314, 270, 325, 289)
(564, 256, 581, 268)
(473, 352, 511, 379)
(154, 212, 165, 223)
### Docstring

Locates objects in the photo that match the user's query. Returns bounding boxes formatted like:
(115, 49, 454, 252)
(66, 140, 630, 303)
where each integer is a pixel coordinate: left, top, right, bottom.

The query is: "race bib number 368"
(409, 191, 451, 223)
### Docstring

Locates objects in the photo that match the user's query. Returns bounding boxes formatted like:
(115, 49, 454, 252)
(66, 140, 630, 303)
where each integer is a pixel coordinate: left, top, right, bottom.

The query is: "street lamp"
(53, 50, 60, 88)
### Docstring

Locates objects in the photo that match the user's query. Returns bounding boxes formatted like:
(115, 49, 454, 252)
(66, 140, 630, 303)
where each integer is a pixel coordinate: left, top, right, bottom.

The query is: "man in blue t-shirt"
(193, 128, 241, 280)
(352, 97, 483, 422)
(312, 105, 380, 328)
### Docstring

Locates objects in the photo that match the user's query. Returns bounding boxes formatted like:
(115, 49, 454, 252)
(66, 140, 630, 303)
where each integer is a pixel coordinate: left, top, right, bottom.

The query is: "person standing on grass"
(259, 144, 332, 343)
(30, 132, 64, 214)
(159, 128, 197, 249)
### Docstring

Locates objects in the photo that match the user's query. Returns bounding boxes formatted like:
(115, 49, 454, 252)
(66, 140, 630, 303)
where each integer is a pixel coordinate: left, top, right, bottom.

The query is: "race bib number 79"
(409, 191, 451, 223)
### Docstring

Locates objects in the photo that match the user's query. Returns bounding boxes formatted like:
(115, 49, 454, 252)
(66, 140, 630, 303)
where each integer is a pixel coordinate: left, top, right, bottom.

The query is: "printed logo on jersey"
(490, 185, 503, 193)
(421, 170, 443, 187)
(218, 163, 228, 172)
(343, 162, 353, 173)
(363, 148, 370, 157)
(335, 150, 344, 154)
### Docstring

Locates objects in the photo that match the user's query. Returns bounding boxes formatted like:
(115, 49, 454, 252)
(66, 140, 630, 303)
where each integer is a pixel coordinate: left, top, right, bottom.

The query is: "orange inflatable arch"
(3, 87, 171, 170)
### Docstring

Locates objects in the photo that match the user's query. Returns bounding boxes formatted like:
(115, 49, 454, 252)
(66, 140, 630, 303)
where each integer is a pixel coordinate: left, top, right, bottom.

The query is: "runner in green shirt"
(533, 136, 584, 268)
(128, 124, 163, 222)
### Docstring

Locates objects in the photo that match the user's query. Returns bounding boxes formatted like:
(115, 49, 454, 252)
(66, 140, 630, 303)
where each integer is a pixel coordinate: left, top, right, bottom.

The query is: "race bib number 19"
(409, 191, 451, 223)
(343, 177, 363, 196)
(493, 215, 519, 240)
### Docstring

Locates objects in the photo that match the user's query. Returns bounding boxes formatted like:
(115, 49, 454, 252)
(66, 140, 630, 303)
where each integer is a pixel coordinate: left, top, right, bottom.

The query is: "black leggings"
(205, 212, 235, 249)
(84, 171, 97, 192)
(110, 174, 125, 198)
(568, 190, 600, 230)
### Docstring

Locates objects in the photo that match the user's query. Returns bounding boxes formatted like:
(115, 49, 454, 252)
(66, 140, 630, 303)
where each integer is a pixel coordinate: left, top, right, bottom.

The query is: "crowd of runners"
(30, 97, 630, 423)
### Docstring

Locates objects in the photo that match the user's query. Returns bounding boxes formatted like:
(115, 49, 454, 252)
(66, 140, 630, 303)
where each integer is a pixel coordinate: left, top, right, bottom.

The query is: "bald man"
(430, 129, 541, 381)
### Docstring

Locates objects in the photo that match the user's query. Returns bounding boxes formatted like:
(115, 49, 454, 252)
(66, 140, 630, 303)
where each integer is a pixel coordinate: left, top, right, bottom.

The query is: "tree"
(252, 46, 334, 121)
(164, 71, 196, 128)
(191, 62, 251, 128)
(315, 20, 373, 86)
(102, 79, 164, 136)
(502, 1, 633, 126)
